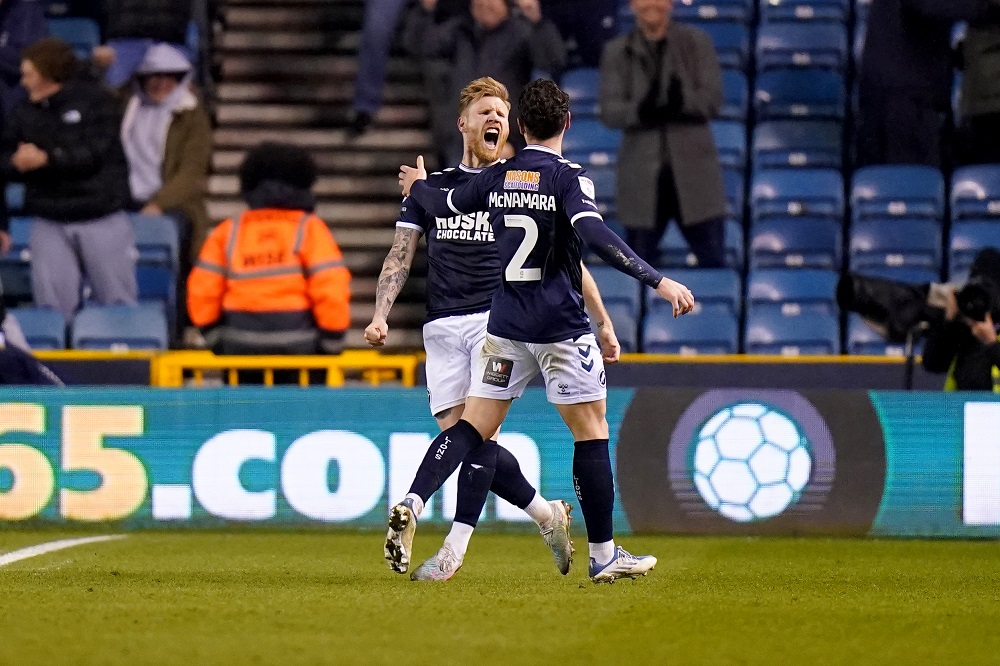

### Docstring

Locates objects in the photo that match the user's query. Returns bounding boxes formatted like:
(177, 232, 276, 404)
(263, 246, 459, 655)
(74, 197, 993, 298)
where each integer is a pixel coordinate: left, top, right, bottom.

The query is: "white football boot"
(539, 500, 574, 575)
(588, 546, 656, 584)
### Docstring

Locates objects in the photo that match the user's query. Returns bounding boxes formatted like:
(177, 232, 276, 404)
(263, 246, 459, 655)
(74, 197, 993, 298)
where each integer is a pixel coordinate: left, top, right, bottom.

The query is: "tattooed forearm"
(374, 228, 419, 321)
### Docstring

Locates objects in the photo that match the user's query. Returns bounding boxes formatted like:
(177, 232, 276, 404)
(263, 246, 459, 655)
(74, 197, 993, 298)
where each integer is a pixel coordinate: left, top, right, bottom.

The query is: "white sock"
(589, 540, 616, 565)
(524, 492, 553, 527)
(404, 493, 424, 518)
(444, 522, 475, 559)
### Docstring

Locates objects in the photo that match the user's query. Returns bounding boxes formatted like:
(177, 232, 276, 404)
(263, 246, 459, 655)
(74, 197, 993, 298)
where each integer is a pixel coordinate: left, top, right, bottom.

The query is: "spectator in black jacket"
(857, 0, 990, 168)
(404, 0, 567, 164)
(1, 38, 137, 322)
(92, 0, 193, 88)
(0, 0, 48, 115)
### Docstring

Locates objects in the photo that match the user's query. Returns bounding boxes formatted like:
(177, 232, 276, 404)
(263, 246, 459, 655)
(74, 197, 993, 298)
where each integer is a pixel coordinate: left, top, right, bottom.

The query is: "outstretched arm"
(581, 263, 620, 363)
(365, 227, 421, 347)
(400, 155, 490, 217)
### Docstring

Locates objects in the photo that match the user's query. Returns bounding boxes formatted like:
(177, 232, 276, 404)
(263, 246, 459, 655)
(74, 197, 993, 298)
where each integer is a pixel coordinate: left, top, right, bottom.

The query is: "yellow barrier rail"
(151, 350, 420, 387)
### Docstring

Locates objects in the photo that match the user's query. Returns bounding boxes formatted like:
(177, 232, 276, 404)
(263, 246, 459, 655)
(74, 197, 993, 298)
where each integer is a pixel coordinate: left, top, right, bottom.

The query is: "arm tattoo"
(374, 228, 418, 320)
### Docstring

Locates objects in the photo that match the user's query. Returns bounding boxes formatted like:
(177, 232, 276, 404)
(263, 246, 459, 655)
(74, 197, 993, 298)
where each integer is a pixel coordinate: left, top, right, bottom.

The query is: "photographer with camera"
(922, 249, 1000, 391)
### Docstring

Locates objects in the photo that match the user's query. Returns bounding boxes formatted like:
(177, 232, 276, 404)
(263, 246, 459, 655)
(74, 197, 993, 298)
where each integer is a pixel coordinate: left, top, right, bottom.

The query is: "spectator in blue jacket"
(0, 0, 48, 115)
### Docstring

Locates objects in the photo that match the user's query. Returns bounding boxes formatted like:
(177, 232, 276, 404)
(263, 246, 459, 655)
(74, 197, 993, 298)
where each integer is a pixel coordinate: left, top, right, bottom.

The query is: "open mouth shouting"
(484, 127, 501, 151)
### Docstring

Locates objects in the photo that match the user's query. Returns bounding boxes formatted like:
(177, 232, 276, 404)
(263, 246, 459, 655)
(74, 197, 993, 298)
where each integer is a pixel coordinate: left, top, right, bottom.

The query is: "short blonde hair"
(458, 77, 511, 114)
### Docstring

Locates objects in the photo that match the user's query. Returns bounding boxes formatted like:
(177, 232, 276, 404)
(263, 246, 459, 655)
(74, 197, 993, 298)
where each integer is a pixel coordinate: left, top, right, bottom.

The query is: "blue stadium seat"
(71, 304, 169, 350)
(47, 17, 101, 59)
(949, 221, 1000, 279)
(850, 166, 945, 222)
(760, 0, 849, 23)
(712, 121, 747, 172)
(646, 268, 742, 317)
(855, 0, 872, 25)
(951, 165, 1000, 221)
(744, 305, 841, 355)
(846, 313, 915, 357)
(562, 120, 621, 167)
(749, 217, 841, 269)
(673, 0, 755, 23)
(0, 217, 32, 302)
(721, 71, 749, 120)
(602, 302, 638, 354)
(587, 265, 641, 314)
(643, 309, 739, 354)
(137, 265, 178, 316)
(583, 165, 617, 217)
(756, 23, 848, 72)
(562, 68, 600, 119)
(131, 213, 180, 269)
(10, 308, 66, 350)
(849, 219, 941, 271)
(854, 266, 941, 284)
(853, 26, 866, 67)
(657, 219, 744, 270)
(754, 69, 845, 120)
(747, 268, 839, 314)
(723, 167, 745, 219)
(750, 168, 844, 221)
(752, 120, 843, 170)
(689, 21, 750, 71)
(5, 183, 24, 212)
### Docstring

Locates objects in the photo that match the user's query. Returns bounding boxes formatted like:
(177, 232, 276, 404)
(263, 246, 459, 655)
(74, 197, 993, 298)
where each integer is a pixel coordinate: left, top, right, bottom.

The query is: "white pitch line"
(0, 535, 127, 568)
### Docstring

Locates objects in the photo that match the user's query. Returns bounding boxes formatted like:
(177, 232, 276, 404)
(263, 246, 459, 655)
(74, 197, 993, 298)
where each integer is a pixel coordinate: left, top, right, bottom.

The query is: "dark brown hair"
(517, 78, 570, 141)
(22, 37, 78, 84)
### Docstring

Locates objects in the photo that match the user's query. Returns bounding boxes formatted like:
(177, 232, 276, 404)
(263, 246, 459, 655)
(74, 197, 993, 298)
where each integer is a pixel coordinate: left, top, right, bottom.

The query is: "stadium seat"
(562, 119, 621, 167)
(744, 305, 841, 355)
(562, 68, 600, 119)
(720, 71, 749, 120)
(646, 268, 742, 317)
(846, 313, 913, 357)
(755, 23, 848, 72)
(0, 217, 33, 302)
(71, 304, 169, 350)
(949, 221, 1000, 279)
(131, 213, 181, 269)
(747, 268, 839, 314)
(750, 168, 844, 221)
(752, 120, 843, 169)
(854, 266, 941, 284)
(10, 308, 66, 350)
(5, 183, 24, 212)
(763, 0, 849, 23)
(712, 121, 747, 172)
(673, 0, 755, 23)
(47, 17, 101, 59)
(849, 219, 942, 272)
(951, 165, 1000, 221)
(583, 165, 617, 217)
(602, 302, 638, 354)
(749, 217, 841, 269)
(853, 26, 866, 67)
(855, 0, 872, 25)
(754, 69, 845, 120)
(690, 21, 750, 71)
(657, 219, 744, 270)
(723, 167, 745, 219)
(643, 309, 739, 354)
(587, 265, 641, 314)
(137, 265, 178, 316)
(850, 166, 945, 222)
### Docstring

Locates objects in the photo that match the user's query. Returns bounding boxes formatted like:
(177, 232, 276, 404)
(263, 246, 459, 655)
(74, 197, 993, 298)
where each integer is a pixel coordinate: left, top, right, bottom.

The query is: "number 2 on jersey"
(504, 214, 542, 282)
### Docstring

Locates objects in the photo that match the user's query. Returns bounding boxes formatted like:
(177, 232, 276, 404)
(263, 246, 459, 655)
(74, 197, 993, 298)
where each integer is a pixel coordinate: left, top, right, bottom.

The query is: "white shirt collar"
(458, 163, 484, 173)
(524, 144, 562, 156)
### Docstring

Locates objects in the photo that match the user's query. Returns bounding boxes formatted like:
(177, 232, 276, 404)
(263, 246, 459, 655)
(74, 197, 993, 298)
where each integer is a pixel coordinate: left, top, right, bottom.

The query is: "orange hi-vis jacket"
(187, 208, 351, 354)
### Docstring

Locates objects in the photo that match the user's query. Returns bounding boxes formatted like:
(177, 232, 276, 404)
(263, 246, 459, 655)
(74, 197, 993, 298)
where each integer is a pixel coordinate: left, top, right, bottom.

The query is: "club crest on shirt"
(504, 170, 541, 192)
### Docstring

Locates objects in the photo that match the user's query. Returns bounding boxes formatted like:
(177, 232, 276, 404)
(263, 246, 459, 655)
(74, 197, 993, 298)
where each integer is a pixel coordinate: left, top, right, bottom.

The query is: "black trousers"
(856, 87, 947, 168)
(957, 112, 1000, 166)
(625, 166, 727, 269)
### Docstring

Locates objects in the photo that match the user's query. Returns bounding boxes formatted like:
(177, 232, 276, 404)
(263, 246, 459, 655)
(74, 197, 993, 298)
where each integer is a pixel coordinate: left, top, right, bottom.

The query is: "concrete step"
(209, 174, 403, 198)
(224, 6, 364, 31)
(207, 199, 404, 225)
(220, 55, 419, 81)
(213, 149, 439, 175)
(214, 127, 432, 151)
(216, 81, 425, 105)
(219, 30, 361, 54)
(216, 103, 428, 128)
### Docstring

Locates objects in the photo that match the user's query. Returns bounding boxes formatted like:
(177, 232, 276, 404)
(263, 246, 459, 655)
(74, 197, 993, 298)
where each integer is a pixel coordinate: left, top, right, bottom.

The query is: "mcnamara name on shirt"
(487, 191, 558, 211)
(434, 211, 495, 242)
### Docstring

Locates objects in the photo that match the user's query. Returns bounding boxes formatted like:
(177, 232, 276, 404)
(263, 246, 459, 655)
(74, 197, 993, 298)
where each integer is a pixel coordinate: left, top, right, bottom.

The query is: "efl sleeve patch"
(578, 176, 596, 200)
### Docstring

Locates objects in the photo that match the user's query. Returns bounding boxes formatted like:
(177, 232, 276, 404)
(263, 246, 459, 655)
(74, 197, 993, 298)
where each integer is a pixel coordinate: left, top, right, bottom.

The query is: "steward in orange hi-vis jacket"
(187, 143, 350, 354)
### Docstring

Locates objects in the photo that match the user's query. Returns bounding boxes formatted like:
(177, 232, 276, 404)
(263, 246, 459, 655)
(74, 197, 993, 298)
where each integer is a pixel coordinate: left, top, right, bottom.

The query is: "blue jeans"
(353, 0, 409, 115)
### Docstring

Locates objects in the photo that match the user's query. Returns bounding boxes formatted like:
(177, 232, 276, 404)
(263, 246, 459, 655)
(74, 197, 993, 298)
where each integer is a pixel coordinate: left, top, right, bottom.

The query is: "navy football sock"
(408, 419, 484, 504)
(488, 441, 538, 509)
(454, 440, 499, 527)
(572, 439, 615, 544)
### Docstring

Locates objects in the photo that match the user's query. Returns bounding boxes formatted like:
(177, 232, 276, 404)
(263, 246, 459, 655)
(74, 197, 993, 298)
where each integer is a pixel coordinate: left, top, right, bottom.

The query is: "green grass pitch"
(0, 529, 998, 665)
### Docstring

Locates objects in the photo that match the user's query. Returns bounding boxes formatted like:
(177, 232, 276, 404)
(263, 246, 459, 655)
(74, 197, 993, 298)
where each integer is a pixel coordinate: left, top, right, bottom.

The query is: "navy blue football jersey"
(397, 165, 501, 321)
(411, 145, 604, 344)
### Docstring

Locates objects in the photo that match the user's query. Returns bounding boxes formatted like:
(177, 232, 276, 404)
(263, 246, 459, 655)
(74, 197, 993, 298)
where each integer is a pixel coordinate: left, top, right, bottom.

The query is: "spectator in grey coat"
(599, 0, 727, 267)
(404, 0, 567, 164)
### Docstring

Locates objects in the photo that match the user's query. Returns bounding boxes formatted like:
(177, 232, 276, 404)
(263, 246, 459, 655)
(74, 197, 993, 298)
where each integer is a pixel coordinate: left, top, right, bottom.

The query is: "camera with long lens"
(956, 277, 997, 322)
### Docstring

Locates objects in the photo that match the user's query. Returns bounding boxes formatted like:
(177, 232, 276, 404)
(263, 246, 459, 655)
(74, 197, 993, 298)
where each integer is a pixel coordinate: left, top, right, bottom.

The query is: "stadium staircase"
(209, 0, 433, 349)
